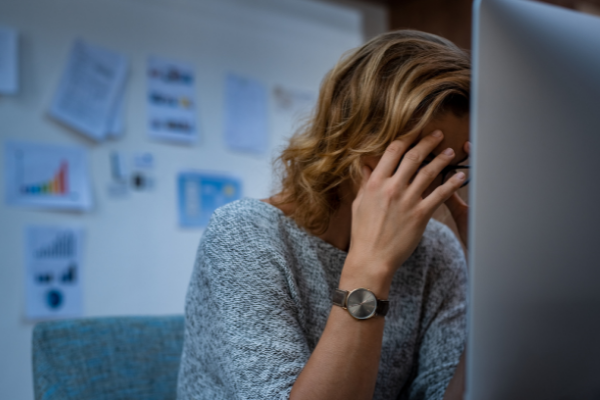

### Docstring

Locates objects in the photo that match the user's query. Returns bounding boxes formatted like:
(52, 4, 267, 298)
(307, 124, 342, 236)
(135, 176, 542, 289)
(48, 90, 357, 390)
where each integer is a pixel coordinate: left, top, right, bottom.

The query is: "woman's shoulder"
(190, 198, 308, 302)
(423, 218, 462, 247)
(414, 218, 466, 275)
(205, 198, 284, 236)
(199, 197, 294, 260)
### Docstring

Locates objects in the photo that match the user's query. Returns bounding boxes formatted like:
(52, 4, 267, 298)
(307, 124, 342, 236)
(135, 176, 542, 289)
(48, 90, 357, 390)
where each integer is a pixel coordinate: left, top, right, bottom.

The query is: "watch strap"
(375, 298, 390, 317)
(332, 288, 348, 308)
(332, 288, 389, 317)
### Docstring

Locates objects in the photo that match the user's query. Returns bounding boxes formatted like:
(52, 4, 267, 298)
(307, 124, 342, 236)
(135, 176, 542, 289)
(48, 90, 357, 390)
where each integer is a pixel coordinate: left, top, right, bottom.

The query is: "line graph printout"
(4, 141, 93, 210)
(24, 225, 84, 320)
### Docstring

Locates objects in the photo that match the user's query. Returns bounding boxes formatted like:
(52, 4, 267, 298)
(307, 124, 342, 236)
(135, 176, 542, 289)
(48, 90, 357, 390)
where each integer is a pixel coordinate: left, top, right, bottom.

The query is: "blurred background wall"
(0, 0, 383, 398)
(2, 0, 599, 399)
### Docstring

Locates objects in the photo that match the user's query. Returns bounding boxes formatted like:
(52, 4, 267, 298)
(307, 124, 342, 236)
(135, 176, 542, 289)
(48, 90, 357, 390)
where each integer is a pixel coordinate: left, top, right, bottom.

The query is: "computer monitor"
(468, 0, 600, 398)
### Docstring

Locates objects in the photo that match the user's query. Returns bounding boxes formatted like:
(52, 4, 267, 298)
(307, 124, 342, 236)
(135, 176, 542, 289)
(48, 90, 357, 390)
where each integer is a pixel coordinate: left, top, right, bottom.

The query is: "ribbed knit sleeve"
(177, 202, 311, 400)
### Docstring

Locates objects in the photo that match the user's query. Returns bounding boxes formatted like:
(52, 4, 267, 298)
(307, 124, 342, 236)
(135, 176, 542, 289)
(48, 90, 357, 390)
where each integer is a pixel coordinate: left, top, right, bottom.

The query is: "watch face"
(346, 288, 377, 320)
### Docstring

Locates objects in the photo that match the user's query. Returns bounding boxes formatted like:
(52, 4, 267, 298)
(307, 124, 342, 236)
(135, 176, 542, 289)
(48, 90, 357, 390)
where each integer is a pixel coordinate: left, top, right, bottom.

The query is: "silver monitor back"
(468, 1, 600, 399)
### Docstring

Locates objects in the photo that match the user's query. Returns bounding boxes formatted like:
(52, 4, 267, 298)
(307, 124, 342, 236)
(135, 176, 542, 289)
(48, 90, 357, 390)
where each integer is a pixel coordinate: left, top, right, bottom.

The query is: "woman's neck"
(262, 181, 355, 252)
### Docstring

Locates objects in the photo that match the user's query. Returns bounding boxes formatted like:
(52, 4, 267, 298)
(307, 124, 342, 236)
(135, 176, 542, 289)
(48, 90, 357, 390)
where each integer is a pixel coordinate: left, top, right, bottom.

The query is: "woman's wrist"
(340, 255, 395, 299)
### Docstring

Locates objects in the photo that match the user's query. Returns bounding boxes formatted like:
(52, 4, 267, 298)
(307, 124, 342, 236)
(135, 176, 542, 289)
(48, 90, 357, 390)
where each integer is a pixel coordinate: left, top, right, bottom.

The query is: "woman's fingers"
(394, 130, 444, 186)
(370, 136, 414, 181)
(420, 171, 466, 215)
(406, 147, 456, 198)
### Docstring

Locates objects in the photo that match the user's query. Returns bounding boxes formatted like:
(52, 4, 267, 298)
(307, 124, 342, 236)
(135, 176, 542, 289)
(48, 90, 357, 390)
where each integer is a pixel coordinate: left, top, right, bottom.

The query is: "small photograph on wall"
(24, 225, 84, 320)
(177, 171, 242, 228)
(147, 56, 198, 144)
(4, 140, 93, 211)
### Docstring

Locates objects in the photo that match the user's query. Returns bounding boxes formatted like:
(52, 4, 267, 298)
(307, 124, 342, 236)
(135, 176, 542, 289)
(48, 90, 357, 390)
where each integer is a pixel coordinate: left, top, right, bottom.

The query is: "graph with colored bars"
(35, 232, 75, 258)
(21, 161, 68, 195)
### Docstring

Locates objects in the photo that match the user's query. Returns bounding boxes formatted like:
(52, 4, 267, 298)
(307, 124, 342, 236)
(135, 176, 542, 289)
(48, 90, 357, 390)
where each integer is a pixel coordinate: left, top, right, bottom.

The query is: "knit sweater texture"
(177, 198, 467, 400)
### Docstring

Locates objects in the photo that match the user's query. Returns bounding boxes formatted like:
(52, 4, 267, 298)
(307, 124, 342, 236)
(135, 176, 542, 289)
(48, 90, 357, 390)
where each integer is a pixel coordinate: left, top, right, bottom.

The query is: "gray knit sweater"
(177, 198, 467, 400)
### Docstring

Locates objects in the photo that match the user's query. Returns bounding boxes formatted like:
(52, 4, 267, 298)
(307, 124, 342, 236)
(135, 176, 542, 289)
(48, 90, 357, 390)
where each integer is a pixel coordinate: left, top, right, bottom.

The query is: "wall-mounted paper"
(178, 171, 242, 228)
(147, 56, 198, 144)
(0, 25, 18, 94)
(48, 39, 128, 141)
(224, 73, 269, 154)
(24, 225, 84, 320)
(4, 141, 93, 211)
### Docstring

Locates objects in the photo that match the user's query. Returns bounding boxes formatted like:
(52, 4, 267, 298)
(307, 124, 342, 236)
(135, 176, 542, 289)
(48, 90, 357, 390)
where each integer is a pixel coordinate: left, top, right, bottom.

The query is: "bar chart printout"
(24, 225, 84, 320)
(4, 141, 92, 210)
(21, 161, 68, 195)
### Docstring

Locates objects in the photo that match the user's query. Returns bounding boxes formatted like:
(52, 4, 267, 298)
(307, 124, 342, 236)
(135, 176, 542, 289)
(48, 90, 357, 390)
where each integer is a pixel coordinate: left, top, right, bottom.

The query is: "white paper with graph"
(3, 141, 93, 211)
(24, 226, 84, 320)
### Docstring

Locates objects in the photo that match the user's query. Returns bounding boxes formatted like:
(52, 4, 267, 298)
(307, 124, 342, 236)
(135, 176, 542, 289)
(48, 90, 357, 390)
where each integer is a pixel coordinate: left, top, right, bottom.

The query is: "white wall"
(316, 0, 389, 40)
(0, 0, 364, 398)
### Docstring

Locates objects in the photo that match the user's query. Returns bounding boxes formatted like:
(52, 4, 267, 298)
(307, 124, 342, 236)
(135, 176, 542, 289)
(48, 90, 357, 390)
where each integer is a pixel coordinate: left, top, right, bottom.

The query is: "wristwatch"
(332, 288, 389, 320)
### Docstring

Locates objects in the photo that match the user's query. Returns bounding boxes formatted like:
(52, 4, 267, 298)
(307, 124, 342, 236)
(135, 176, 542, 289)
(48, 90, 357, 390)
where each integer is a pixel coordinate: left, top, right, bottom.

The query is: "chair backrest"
(32, 315, 184, 400)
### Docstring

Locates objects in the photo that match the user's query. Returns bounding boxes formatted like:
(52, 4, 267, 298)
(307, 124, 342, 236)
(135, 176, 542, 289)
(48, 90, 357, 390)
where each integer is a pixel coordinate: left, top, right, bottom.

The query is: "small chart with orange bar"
(4, 141, 92, 210)
(21, 162, 68, 195)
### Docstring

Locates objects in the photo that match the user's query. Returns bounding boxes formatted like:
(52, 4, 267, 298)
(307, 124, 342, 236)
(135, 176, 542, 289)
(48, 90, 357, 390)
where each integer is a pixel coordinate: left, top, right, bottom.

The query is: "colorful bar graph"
(21, 162, 68, 195)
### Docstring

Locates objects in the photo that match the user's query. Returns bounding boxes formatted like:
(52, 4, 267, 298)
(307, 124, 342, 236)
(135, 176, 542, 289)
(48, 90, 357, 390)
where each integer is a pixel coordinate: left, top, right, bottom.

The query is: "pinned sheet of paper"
(0, 25, 18, 95)
(4, 140, 93, 211)
(147, 56, 198, 144)
(224, 73, 269, 154)
(272, 84, 316, 118)
(177, 171, 242, 228)
(48, 39, 128, 141)
(24, 225, 84, 320)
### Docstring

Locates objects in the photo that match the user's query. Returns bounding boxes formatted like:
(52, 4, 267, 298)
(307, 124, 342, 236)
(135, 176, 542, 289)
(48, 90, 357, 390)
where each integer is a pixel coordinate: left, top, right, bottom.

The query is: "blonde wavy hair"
(273, 30, 470, 235)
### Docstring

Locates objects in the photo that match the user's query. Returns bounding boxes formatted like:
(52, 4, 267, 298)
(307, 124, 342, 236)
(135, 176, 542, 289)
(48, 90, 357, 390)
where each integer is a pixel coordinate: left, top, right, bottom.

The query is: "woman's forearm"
(290, 257, 394, 400)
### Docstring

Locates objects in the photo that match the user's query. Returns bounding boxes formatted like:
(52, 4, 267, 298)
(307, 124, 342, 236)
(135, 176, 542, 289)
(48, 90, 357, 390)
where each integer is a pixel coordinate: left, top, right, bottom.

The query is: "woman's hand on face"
(348, 131, 467, 277)
(444, 141, 470, 247)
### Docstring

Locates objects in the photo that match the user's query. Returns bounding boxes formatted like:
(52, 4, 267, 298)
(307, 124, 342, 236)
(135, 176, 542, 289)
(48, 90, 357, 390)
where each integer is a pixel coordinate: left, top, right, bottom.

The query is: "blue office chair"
(32, 316, 184, 400)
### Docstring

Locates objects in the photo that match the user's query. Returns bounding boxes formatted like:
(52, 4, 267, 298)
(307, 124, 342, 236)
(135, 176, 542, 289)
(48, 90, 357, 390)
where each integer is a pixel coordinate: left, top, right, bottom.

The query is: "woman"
(178, 30, 471, 400)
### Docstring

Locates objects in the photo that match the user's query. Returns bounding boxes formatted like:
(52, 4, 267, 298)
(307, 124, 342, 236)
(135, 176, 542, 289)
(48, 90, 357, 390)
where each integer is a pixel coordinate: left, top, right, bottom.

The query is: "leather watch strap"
(375, 298, 390, 317)
(332, 288, 389, 317)
(332, 288, 348, 308)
